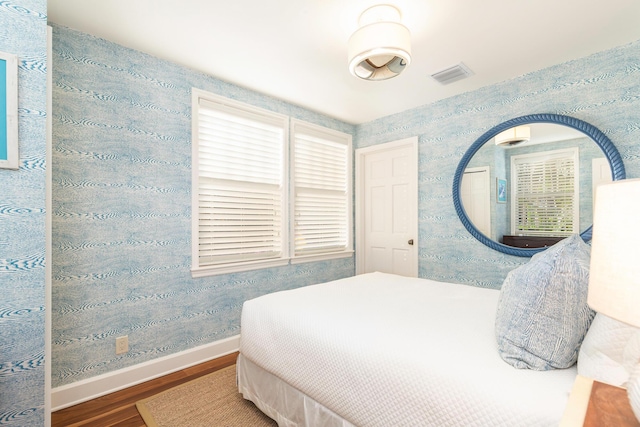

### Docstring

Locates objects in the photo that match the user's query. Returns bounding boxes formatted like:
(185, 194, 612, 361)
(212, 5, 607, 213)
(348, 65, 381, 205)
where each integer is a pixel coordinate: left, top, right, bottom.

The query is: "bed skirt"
(237, 353, 354, 427)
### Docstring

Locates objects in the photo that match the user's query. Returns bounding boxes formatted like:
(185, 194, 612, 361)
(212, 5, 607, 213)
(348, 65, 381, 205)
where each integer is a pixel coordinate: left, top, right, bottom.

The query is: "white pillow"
(578, 313, 640, 387)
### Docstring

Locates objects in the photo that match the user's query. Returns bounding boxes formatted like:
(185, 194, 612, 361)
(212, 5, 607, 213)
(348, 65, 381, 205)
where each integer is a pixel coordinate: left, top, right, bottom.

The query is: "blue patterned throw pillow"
(495, 234, 595, 370)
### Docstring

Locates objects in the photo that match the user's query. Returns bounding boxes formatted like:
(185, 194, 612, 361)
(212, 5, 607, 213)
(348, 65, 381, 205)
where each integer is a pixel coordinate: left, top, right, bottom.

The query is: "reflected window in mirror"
(453, 114, 625, 257)
(467, 127, 605, 245)
(511, 148, 579, 238)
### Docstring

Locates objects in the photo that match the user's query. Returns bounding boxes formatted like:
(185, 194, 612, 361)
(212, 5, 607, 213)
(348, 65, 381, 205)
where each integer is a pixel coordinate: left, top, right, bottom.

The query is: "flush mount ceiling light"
(495, 126, 531, 146)
(348, 4, 411, 81)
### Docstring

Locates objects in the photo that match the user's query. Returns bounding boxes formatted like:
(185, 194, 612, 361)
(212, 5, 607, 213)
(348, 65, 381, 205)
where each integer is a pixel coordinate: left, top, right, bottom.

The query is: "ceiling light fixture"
(348, 4, 411, 81)
(495, 126, 531, 146)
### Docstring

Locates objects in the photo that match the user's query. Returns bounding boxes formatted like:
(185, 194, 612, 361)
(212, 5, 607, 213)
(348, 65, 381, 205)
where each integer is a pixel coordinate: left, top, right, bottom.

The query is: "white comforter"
(239, 272, 576, 426)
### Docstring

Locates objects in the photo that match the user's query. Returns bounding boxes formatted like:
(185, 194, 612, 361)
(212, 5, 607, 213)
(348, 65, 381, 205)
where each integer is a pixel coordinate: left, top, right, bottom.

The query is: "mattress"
(239, 272, 577, 426)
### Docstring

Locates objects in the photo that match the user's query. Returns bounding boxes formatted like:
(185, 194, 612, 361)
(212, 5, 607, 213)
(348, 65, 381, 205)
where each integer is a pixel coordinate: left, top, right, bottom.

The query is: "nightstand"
(560, 375, 640, 427)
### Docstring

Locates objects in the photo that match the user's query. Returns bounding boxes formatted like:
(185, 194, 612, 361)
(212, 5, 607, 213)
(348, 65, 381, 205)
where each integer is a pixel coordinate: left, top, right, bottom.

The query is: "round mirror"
(453, 114, 626, 257)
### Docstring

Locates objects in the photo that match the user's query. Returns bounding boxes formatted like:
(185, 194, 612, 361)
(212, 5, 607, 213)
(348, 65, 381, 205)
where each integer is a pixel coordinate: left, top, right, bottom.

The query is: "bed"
(237, 271, 578, 427)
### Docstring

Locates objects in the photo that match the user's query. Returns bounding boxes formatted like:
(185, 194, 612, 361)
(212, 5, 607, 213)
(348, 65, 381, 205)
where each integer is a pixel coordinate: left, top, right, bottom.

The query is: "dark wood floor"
(51, 352, 238, 427)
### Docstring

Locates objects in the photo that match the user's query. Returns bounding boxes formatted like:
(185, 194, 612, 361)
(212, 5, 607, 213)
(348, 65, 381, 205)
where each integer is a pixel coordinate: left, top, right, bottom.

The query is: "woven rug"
(136, 365, 277, 427)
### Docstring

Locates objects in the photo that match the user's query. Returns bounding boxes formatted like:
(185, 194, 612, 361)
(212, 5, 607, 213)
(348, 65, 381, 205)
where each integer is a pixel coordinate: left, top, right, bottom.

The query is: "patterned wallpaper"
(2, 7, 635, 417)
(355, 39, 640, 289)
(0, 0, 47, 425)
(50, 24, 355, 388)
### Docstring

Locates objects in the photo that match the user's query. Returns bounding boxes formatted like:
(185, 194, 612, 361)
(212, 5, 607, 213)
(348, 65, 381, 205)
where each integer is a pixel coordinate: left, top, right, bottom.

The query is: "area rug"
(136, 365, 277, 427)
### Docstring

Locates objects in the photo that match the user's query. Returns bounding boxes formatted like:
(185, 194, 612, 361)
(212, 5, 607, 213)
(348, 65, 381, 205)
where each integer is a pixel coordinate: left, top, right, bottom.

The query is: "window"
(192, 89, 352, 277)
(291, 120, 352, 261)
(511, 148, 579, 236)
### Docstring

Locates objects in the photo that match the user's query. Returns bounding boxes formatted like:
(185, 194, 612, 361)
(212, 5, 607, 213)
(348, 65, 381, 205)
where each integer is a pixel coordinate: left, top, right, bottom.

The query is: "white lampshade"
(588, 178, 640, 422)
(348, 4, 411, 81)
(588, 178, 640, 328)
(494, 126, 531, 146)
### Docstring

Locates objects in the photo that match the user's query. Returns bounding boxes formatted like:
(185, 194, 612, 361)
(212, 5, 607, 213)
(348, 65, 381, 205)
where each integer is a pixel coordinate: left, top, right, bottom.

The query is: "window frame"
(191, 89, 290, 277)
(510, 147, 580, 237)
(290, 119, 354, 264)
(191, 89, 353, 277)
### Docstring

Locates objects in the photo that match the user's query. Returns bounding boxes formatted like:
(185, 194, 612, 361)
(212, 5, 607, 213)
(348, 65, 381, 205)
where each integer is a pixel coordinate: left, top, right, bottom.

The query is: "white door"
(461, 167, 491, 237)
(356, 137, 418, 277)
(592, 157, 612, 209)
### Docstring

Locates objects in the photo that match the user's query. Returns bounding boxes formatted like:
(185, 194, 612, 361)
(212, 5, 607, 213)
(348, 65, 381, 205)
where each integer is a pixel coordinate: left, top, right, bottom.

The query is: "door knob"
(408, 239, 414, 245)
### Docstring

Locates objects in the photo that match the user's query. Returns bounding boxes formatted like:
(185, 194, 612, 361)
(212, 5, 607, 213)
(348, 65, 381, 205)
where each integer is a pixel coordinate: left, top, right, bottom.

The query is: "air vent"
(430, 63, 473, 85)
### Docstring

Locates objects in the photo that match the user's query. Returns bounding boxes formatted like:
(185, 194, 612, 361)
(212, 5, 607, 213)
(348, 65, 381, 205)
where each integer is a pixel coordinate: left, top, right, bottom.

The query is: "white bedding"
(238, 272, 577, 426)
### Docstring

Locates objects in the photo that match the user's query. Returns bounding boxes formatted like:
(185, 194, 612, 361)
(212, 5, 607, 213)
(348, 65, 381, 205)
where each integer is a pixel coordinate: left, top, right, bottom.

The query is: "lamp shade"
(348, 4, 411, 81)
(588, 178, 640, 328)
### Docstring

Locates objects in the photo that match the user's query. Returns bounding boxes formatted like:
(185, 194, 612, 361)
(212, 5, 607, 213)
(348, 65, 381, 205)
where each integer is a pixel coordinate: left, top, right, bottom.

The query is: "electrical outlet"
(116, 335, 128, 355)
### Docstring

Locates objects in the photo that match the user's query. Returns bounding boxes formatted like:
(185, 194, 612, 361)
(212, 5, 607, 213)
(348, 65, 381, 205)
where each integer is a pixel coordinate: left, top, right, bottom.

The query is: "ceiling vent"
(430, 63, 473, 85)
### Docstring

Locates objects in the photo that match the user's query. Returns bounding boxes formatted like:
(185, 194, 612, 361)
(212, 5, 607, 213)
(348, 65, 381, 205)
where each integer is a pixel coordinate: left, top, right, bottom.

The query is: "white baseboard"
(51, 334, 240, 411)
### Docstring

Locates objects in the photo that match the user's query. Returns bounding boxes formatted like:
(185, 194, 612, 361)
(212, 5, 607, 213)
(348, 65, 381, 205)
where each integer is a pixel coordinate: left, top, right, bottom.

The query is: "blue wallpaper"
(0, 0, 48, 425)
(355, 39, 640, 289)
(47, 15, 640, 405)
(51, 25, 355, 388)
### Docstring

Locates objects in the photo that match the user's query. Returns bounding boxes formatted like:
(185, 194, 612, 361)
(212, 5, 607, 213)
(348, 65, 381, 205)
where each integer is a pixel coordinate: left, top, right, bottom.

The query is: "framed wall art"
(497, 178, 507, 203)
(0, 50, 18, 170)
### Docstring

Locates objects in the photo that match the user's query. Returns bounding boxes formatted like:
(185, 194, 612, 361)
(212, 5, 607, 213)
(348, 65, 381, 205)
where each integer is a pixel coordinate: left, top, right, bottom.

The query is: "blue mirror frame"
(452, 113, 626, 257)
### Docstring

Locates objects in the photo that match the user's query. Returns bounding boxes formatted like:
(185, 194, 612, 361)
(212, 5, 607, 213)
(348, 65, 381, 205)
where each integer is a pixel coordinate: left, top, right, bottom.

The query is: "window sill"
(290, 250, 354, 265)
(191, 258, 290, 278)
(191, 251, 354, 278)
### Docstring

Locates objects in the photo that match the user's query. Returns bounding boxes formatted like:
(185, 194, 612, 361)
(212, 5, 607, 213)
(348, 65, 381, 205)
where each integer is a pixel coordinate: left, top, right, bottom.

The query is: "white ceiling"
(47, 0, 640, 125)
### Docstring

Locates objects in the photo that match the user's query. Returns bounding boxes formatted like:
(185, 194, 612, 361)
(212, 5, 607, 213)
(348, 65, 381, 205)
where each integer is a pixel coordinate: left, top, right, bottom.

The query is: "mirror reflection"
(460, 123, 611, 249)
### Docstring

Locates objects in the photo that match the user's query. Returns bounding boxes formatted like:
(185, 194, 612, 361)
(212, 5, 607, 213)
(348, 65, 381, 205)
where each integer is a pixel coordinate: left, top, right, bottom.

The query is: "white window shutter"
(196, 97, 287, 267)
(292, 122, 351, 257)
(512, 148, 579, 236)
